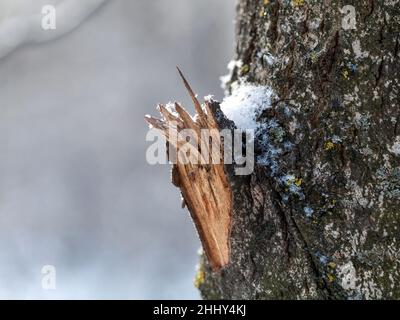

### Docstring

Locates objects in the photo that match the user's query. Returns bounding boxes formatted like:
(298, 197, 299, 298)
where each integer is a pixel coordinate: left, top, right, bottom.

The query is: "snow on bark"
(199, 0, 400, 300)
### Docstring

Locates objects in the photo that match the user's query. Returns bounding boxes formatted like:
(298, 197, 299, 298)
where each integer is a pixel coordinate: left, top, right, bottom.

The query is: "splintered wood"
(145, 68, 232, 271)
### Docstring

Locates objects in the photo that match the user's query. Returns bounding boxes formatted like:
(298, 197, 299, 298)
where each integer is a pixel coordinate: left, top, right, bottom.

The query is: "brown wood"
(145, 70, 233, 271)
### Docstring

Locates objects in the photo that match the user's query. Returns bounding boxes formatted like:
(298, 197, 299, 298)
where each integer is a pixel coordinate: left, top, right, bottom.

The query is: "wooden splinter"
(145, 68, 232, 271)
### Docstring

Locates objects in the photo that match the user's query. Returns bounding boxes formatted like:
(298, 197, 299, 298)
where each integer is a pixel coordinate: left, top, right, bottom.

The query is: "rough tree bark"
(195, 0, 400, 299)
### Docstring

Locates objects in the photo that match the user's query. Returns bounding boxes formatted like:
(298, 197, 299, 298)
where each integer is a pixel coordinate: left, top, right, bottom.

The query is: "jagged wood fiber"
(145, 69, 233, 271)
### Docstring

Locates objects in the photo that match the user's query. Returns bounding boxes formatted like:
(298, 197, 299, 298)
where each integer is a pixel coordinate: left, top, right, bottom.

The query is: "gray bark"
(198, 0, 400, 299)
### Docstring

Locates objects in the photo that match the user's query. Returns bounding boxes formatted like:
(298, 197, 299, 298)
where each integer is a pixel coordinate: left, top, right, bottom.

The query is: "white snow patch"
(220, 59, 242, 90)
(332, 135, 342, 143)
(165, 102, 179, 116)
(220, 84, 274, 130)
(352, 39, 369, 59)
(263, 53, 275, 66)
(288, 118, 298, 135)
(338, 261, 357, 291)
(388, 136, 400, 156)
(325, 223, 339, 239)
(303, 207, 314, 218)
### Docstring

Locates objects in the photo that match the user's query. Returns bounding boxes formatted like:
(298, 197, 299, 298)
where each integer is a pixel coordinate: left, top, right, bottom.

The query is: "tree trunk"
(197, 0, 400, 299)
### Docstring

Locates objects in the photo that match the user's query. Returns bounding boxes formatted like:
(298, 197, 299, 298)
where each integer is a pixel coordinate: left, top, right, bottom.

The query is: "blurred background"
(0, 0, 235, 299)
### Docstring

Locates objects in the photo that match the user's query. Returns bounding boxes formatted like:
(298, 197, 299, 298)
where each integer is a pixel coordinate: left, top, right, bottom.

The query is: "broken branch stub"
(145, 70, 233, 271)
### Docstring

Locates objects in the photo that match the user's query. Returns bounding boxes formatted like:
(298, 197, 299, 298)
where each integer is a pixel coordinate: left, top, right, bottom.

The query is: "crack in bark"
(267, 0, 281, 46)
(318, 30, 340, 91)
(363, 0, 375, 23)
(375, 59, 384, 87)
(287, 208, 332, 298)
(394, 34, 399, 57)
(395, 115, 399, 136)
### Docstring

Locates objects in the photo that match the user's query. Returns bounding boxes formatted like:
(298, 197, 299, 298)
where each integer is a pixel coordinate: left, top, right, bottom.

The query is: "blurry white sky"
(0, 0, 107, 58)
(0, 0, 235, 299)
